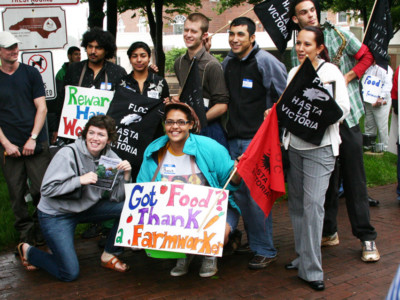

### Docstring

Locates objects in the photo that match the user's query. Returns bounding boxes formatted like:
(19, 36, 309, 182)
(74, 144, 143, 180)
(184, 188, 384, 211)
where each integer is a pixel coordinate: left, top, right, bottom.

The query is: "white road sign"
(2, 6, 67, 50)
(0, 0, 79, 6)
(22, 51, 56, 100)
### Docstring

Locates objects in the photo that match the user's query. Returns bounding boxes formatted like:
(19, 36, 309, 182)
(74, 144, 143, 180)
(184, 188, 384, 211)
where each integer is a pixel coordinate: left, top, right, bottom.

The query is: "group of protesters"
(0, 0, 395, 293)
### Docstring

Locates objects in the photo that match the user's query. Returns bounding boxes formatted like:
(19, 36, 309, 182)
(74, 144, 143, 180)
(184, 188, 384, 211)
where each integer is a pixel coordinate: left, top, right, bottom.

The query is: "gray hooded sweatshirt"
(38, 137, 126, 215)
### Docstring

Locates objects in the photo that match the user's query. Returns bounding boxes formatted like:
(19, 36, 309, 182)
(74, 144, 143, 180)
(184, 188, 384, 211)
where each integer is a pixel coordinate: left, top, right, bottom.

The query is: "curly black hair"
(81, 27, 116, 59)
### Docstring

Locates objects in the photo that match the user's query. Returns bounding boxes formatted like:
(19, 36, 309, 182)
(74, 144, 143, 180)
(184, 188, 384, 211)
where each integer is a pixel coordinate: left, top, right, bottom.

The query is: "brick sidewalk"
(1, 184, 399, 299)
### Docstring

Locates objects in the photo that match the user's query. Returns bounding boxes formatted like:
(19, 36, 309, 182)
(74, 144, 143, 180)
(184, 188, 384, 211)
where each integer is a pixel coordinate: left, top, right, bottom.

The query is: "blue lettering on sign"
(129, 185, 158, 210)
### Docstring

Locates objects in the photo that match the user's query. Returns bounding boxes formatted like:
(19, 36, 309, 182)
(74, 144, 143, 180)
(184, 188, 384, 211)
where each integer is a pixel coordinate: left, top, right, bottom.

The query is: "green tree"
(165, 48, 186, 74)
(215, 0, 400, 34)
(84, 0, 118, 42)
(320, 0, 400, 34)
(117, 0, 203, 76)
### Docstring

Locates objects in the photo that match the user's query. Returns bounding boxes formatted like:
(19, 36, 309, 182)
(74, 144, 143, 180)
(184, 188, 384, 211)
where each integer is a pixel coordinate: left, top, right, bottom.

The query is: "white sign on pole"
(2, 6, 67, 50)
(0, 0, 79, 6)
(22, 51, 56, 100)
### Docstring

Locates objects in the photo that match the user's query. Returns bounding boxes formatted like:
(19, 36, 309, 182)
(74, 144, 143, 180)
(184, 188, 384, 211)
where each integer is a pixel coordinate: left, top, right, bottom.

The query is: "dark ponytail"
(302, 26, 330, 62)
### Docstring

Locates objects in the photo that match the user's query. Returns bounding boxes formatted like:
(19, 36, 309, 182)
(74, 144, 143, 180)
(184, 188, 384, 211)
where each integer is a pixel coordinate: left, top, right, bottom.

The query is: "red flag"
(237, 104, 285, 217)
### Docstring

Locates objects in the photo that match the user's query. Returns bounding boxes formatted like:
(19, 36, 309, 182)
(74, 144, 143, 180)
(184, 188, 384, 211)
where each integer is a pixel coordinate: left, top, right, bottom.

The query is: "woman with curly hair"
(17, 115, 132, 281)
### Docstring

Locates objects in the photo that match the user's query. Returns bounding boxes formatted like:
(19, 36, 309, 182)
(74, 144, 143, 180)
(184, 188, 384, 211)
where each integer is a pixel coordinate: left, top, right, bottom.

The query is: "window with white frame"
(337, 12, 348, 24)
(117, 18, 125, 33)
(138, 16, 147, 33)
(173, 15, 186, 35)
(320, 11, 328, 24)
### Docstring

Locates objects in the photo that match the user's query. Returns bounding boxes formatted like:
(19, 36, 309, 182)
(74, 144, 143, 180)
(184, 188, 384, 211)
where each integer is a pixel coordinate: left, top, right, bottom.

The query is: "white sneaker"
(321, 232, 339, 247)
(170, 255, 193, 276)
(361, 241, 380, 262)
(199, 256, 218, 277)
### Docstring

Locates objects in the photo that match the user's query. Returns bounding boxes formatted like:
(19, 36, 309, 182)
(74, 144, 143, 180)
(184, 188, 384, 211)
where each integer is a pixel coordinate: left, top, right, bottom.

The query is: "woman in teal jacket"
(137, 102, 241, 278)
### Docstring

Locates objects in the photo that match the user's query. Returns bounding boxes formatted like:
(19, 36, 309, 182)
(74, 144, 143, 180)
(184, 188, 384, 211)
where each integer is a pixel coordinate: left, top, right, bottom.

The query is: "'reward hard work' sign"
(58, 85, 114, 139)
(115, 182, 229, 257)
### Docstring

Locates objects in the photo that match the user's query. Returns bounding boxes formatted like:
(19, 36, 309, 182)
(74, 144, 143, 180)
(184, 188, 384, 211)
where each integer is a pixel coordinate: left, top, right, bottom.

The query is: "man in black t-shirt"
(0, 32, 50, 246)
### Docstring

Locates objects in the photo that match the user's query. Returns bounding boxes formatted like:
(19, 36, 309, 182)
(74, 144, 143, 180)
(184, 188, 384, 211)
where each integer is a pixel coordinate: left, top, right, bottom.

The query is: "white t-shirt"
(160, 148, 208, 185)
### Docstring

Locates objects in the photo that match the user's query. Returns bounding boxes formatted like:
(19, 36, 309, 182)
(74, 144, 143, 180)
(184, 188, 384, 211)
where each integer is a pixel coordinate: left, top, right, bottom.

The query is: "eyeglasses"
(165, 119, 190, 126)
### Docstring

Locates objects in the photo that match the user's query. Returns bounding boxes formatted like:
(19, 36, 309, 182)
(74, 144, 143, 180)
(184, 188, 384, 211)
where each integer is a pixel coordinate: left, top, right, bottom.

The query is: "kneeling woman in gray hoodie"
(17, 115, 132, 281)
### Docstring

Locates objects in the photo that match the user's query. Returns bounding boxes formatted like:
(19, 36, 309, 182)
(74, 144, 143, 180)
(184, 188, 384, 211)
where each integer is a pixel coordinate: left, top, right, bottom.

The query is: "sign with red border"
(22, 51, 56, 100)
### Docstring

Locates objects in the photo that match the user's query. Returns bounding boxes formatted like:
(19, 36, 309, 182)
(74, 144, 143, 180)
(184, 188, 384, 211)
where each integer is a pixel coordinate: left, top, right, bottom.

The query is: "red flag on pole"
(237, 104, 285, 217)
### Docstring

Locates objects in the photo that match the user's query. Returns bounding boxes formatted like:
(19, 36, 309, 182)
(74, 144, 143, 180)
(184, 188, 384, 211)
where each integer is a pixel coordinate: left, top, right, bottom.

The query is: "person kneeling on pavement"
(137, 102, 242, 277)
(16, 115, 132, 281)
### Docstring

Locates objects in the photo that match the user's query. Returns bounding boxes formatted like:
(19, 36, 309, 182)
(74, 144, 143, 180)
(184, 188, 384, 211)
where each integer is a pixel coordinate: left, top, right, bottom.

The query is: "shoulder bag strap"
(78, 63, 87, 87)
(66, 146, 80, 176)
(189, 155, 197, 178)
(315, 61, 326, 73)
(151, 146, 168, 182)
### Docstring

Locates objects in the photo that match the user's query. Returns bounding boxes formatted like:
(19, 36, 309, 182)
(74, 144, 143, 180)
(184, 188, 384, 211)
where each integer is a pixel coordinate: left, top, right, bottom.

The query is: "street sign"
(22, 51, 56, 100)
(2, 6, 67, 50)
(0, 0, 79, 6)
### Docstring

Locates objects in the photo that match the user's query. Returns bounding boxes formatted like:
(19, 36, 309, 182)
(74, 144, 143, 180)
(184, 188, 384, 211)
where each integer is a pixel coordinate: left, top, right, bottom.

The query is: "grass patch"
(0, 169, 89, 252)
(364, 151, 397, 187)
(0, 170, 19, 252)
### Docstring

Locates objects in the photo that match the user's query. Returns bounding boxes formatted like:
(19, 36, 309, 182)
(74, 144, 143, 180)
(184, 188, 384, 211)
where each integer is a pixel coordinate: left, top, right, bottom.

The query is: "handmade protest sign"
(115, 182, 229, 257)
(276, 58, 343, 145)
(362, 74, 384, 104)
(58, 85, 114, 139)
(107, 87, 164, 169)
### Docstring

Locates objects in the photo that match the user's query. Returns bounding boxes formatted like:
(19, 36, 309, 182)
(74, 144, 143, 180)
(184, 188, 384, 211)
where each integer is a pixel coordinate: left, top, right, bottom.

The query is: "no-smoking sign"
(22, 51, 56, 100)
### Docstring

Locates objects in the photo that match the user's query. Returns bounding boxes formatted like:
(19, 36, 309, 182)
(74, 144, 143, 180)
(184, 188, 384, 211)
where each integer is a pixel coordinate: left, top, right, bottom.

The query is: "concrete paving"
(1, 184, 399, 299)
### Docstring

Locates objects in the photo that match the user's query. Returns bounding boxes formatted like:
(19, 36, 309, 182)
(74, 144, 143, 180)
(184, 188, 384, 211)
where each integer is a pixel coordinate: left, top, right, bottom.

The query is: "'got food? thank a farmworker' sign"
(58, 86, 115, 139)
(115, 182, 229, 257)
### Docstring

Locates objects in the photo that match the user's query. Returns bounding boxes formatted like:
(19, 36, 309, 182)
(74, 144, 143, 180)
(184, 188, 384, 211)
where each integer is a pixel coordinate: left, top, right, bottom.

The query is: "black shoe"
(248, 254, 277, 270)
(235, 242, 252, 254)
(223, 229, 242, 256)
(368, 196, 380, 207)
(285, 263, 298, 270)
(307, 280, 325, 291)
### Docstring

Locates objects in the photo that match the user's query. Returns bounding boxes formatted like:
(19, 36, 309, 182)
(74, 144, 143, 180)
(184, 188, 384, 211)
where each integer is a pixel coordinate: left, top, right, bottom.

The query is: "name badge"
(100, 82, 112, 90)
(242, 79, 253, 89)
(147, 90, 160, 99)
(163, 164, 176, 175)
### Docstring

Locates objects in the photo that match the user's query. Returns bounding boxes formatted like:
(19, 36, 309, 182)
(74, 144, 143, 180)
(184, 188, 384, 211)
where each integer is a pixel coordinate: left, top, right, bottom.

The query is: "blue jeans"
(228, 138, 277, 258)
(27, 199, 124, 281)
